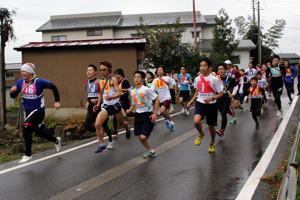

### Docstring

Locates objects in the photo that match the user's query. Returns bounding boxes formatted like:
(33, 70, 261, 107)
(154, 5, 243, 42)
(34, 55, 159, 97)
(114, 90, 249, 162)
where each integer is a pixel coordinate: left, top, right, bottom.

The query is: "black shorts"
(233, 93, 240, 100)
(179, 90, 190, 101)
(251, 98, 262, 116)
(101, 102, 122, 116)
(24, 109, 45, 128)
(134, 112, 154, 137)
(194, 101, 218, 126)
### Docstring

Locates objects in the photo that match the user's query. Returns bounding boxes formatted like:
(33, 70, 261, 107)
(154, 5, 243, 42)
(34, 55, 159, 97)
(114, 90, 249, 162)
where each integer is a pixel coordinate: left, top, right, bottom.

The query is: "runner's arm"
(49, 83, 60, 102)
(10, 89, 19, 98)
(111, 77, 122, 99)
(232, 85, 238, 95)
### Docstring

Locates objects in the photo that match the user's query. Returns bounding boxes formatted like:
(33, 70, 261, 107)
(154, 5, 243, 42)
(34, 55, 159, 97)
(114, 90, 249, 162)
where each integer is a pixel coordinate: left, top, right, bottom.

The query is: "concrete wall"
(42, 28, 114, 41)
(20, 45, 139, 112)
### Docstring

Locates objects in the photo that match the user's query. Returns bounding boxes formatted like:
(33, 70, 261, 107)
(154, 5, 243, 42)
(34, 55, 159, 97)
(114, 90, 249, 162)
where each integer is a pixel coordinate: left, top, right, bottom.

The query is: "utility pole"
(252, 0, 256, 24)
(192, 0, 198, 50)
(257, 1, 261, 63)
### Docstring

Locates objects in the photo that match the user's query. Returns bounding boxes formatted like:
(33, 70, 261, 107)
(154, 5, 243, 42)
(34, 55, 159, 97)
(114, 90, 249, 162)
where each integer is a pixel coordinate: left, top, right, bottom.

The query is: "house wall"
(201, 26, 214, 40)
(20, 45, 139, 119)
(233, 50, 251, 70)
(42, 28, 114, 41)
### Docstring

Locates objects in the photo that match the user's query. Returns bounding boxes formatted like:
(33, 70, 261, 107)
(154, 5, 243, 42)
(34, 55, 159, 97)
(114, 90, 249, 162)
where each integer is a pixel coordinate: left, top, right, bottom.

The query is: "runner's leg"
(95, 110, 109, 144)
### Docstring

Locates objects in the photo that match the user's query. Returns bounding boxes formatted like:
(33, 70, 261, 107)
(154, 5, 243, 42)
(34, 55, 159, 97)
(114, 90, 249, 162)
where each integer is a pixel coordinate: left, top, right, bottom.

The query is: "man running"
(84, 64, 113, 148)
(283, 60, 297, 104)
(93, 60, 131, 153)
(187, 58, 223, 153)
(151, 66, 178, 131)
(10, 63, 61, 164)
(266, 55, 286, 117)
(216, 63, 238, 137)
(224, 60, 244, 124)
(245, 62, 257, 81)
(126, 71, 160, 158)
(112, 68, 132, 135)
(178, 65, 193, 115)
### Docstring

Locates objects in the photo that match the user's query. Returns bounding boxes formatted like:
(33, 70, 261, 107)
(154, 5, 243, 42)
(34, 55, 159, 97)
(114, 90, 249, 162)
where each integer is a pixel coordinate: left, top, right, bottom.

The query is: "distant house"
(5, 63, 22, 106)
(277, 53, 300, 66)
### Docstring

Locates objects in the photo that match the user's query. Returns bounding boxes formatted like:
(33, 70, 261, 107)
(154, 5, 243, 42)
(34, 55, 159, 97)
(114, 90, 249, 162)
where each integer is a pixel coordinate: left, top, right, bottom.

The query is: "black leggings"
(251, 99, 262, 124)
(22, 109, 57, 156)
(271, 86, 283, 110)
(217, 99, 231, 131)
(284, 82, 294, 101)
(85, 106, 112, 142)
(113, 101, 130, 130)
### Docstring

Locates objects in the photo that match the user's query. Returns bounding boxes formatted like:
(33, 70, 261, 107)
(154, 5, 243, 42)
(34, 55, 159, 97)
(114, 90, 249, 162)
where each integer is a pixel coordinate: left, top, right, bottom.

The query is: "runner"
(257, 63, 262, 71)
(244, 77, 265, 129)
(10, 63, 61, 164)
(266, 55, 286, 117)
(144, 71, 154, 88)
(223, 60, 244, 124)
(178, 65, 193, 115)
(238, 69, 249, 111)
(151, 66, 178, 131)
(112, 68, 132, 135)
(126, 71, 160, 158)
(166, 71, 175, 113)
(187, 57, 223, 153)
(283, 60, 297, 104)
(93, 60, 131, 153)
(216, 63, 238, 137)
(257, 71, 269, 108)
(245, 62, 257, 81)
(84, 64, 113, 148)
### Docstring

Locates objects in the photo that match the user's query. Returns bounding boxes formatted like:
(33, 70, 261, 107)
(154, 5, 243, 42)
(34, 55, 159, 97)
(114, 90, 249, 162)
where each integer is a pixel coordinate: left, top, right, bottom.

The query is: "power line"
(265, 8, 300, 17)
(262, 20, 300, 30)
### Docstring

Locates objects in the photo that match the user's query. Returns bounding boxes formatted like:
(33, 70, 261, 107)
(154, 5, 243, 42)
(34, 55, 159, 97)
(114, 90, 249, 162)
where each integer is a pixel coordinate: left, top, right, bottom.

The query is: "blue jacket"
(284, 65, 297, 83)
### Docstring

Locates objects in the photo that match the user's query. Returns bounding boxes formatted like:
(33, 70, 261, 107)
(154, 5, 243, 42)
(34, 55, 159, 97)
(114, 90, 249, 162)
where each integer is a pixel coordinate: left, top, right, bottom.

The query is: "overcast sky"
(1, 0, 300, 63)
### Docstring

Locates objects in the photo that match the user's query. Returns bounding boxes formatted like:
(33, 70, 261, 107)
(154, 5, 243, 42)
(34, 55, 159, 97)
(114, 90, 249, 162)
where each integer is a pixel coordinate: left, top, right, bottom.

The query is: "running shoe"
(186, 110, 190, 115)
(288, 101, 292, 104)
(230, 118, 237, 124)
(19, 155, 33, 164)
(276, 110, 281, 117)
(261, 107, 264, 115)
(55, 137, 61, 152)
(107, 140, 114, 149)
(216, 129, 224, 137)
(169, 105, 174, 113)
(195, 134, 204, 146)
(256, 123, 260, 129)
(143, 151, 155, 159)
(95, 145, 107, 153)
(126, 126, 131, 139)
(181, 108, 185, 114)
(208, 143, 215, 153)
(239, 105, 243, 110)
(112, 129, 118, 135)
(228, 107, 233, 116)
(165, 120, 170, 129)
(169, 121, 175, 131)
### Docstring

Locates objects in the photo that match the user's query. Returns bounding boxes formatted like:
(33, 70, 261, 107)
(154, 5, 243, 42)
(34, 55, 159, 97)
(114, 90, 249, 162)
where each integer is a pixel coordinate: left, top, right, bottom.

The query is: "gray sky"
(1, 0, 300, 64)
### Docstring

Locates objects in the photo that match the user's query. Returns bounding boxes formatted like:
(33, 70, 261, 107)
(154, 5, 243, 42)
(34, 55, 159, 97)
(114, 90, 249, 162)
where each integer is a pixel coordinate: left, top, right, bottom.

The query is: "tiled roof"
(5, 63, 22, 70)
(36, 11, 215, 32)
(200, 39, 256, 52)
(14, 38, 146, 50)
(277, 53, 300, 59)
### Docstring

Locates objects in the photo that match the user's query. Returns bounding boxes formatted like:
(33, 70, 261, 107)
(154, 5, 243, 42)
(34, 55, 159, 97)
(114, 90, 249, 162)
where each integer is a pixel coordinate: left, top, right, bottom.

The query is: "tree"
(210, 8, 239, 71)
(0, 8, 16, 129)
(234, 16, 286, 65)
(135, 17, 193, 71)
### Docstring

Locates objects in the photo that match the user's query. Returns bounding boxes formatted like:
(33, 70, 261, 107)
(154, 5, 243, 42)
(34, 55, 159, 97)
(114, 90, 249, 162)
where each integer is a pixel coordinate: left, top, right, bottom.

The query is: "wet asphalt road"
(0, 93, 295, 200)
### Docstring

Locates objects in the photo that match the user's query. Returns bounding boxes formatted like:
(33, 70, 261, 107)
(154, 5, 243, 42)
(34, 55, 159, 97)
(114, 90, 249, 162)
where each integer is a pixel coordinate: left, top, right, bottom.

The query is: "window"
(52, 35, 66, 42)
(191, 31, 200, 38)
(232, 56, 241, 64)
(5, 73, 15, 80)
(131, 33, 139, 38)
(87, 30, 102, 36)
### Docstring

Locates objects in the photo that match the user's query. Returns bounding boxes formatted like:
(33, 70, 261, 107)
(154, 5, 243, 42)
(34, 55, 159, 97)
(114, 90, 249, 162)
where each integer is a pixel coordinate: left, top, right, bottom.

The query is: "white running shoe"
(55, 137, 61, 152)
(181, 108, 185, 114)
(276, 110, 281, 117)
(19, 155, 33, 164)
(186, 110, 190, 115)
(107, 140, 114, 149)
(169, 104, 174, 113)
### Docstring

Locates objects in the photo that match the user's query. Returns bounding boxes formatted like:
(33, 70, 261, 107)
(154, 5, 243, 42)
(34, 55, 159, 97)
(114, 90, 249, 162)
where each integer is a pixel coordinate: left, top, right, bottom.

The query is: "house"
(5, 63, 22, 106)
(277, 53, 300, 66)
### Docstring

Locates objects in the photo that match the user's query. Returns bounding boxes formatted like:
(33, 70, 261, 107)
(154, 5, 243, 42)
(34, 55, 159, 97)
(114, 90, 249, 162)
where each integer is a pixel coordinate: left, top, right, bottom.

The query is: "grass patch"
(261, 127, 298, 199)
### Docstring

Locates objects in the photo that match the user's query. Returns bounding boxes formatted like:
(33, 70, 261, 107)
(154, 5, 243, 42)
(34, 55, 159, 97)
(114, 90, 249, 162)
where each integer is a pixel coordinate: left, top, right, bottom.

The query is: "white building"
(36, 11, 255, 69)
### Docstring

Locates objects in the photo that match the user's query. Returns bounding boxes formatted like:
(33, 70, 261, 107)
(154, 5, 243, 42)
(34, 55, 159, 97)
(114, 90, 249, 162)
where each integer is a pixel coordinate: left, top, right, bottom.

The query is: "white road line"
(236, 96, 299, 200)
(0, 107, 194, 175)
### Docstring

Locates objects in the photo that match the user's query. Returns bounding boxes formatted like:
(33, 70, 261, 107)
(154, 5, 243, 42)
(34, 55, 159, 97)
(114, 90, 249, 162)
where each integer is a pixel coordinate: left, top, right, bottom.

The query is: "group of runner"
(11, 54, 297, 163)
